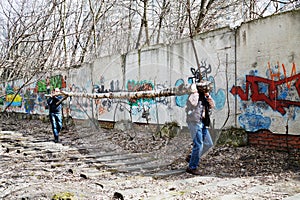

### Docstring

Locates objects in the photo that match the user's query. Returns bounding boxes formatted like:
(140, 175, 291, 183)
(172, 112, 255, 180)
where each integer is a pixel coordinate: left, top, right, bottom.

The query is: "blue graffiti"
(239, 113, 271, 132)
(258, 82, 268, 94)
(175, 76, 225, 110)
(24, 91, 36, 114)
(277, 86, 289, 100)
(7, 100, 22, 107)
(175, 79, 188, 107)
(207, 76, 225, 110)
(293, 107, 300, 120)
(238, 103, 271, 132)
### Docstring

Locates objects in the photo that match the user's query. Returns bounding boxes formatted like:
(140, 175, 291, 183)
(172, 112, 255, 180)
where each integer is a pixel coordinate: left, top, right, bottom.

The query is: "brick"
(289, 144, 300, 149)
(288, 140, 300, 145)
(248, 141, 257, 144)
(279, 143, 288, 148)
(247, 131, 300, 151)
(258, 140, 270, 145)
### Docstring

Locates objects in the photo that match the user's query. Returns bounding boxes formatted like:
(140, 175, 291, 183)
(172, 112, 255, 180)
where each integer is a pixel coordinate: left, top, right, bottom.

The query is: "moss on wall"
(155, 121, 180, 139)
(217, 127, 248, 147)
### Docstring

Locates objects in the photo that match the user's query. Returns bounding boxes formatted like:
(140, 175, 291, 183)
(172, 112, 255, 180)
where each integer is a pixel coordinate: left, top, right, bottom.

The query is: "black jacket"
(47, 96, 63, 114)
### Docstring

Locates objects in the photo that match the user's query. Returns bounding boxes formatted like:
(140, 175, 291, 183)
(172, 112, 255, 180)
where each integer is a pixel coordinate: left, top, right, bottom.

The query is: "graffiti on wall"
(23, 88, 37, 114)
(69, 83, 93, 119)
(175, 78, 189, 108)
(93, 75, 122, 115)
(230, 62, 299, 131)
(5, 85, 22, 107)
(36, 75, 67, 93)
(94, 75, 121, 93)
(176, 64, 226, 111)
(207, 76, 226, 110)
(92, 75, 174, 120)
(0, 60, 227, 123)
(175, 76, 225, 110)
(0, 74, 67, 114)
(0, 84, 38, 114)
(155, 83, 172, 107)
(126, 80, 155, 116)
(188, 60, 212, 83)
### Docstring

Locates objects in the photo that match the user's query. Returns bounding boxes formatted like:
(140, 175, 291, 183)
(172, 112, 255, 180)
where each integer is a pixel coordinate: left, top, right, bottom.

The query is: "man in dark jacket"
(47, 88, 63, 143)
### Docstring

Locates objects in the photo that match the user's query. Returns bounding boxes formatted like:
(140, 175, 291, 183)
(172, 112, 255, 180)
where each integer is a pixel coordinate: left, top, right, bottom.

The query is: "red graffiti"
(230, 74, 300, 115)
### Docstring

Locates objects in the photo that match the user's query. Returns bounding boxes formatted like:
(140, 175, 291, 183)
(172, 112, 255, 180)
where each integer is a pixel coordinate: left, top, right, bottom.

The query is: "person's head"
(197, 85, 210, 96)
(54, 88, 60, 94)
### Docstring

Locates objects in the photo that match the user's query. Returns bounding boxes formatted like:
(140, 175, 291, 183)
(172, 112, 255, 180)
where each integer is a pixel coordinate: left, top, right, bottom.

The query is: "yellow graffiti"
(6, 94, 22, 103)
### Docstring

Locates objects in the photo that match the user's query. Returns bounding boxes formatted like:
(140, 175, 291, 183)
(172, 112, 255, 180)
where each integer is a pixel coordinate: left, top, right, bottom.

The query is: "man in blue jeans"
(47, 88, 63, 143)
(185, 84, 214, 175)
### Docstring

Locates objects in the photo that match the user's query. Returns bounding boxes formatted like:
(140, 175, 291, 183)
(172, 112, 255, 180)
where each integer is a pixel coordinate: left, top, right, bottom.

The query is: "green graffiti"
(37, 80, 47, 92)
(36, 75, 64, 93)
(50, 75, 63, 89)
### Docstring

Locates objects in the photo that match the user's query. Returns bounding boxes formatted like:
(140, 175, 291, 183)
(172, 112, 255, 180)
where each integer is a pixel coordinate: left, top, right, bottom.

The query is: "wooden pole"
(47, 81, 212, 99)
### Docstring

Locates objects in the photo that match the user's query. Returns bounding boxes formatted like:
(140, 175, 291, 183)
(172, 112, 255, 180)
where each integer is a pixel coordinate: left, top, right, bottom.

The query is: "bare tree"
(0, 0, 298, 85)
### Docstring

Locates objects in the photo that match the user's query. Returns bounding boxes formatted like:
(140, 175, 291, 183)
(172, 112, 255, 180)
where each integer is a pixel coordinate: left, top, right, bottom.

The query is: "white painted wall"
(1, 9, 299, 135)
(234, 10, 300, 134)
(69, 27, 235, 130)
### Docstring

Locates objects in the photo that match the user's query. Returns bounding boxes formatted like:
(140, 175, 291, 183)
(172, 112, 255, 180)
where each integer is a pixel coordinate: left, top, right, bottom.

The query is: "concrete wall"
(1, 9, 299, 135)
(232, 9, 300, 134)
(71, 28, 234, 130)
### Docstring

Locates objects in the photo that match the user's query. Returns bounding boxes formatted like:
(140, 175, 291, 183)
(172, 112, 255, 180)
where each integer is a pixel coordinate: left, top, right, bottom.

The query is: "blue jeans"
(49, 113, 62, 138)
(202, 126, 214, 155)
(188, 122, 213, 169)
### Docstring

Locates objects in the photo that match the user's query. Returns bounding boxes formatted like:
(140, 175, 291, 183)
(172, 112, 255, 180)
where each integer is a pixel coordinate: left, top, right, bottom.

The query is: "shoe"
(186, 167, 201, 175)
(185, 155, 191, 163)
(54, 136, 60, 143)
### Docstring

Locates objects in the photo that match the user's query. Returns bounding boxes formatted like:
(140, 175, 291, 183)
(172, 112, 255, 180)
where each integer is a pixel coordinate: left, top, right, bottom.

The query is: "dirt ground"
(0, 113, 300, 200)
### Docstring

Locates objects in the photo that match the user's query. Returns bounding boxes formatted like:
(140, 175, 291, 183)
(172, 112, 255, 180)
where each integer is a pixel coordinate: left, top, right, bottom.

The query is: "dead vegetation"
(1, 113, 298, 179)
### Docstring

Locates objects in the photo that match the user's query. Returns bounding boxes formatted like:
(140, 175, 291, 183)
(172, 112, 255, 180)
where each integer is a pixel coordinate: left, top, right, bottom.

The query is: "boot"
(186, 167, 201, 175)
(54, 136, 59, 143)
